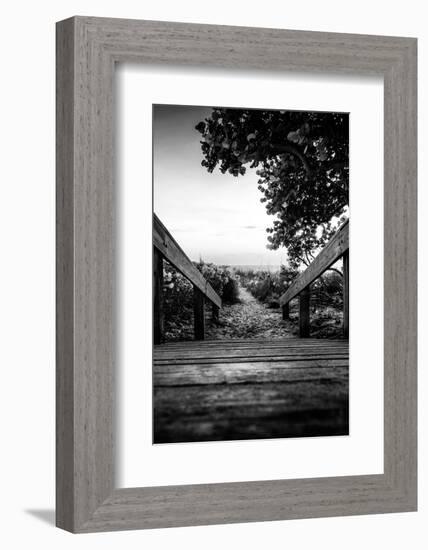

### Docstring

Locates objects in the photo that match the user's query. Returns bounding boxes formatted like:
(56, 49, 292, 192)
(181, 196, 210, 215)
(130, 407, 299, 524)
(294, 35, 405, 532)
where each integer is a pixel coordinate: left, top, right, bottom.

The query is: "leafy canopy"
(195, 108, 349, 269)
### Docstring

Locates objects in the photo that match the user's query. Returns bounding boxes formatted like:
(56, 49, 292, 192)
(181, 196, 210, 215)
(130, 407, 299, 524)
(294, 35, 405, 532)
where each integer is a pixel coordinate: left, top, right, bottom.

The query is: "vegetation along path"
(206, 283, 294, 340)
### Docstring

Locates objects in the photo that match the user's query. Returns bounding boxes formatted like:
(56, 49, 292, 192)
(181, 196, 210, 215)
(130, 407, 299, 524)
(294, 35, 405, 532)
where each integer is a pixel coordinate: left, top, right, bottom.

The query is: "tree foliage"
(194, 261, 240, 304)
(162, 260, 240, 341)
(195, 108, 349, 269)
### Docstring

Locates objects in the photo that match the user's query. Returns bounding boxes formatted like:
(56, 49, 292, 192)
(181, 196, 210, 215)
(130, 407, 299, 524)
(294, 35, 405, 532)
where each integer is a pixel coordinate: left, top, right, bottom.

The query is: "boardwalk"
(153, 215, 349, 444)
(153, 338, 349, 443)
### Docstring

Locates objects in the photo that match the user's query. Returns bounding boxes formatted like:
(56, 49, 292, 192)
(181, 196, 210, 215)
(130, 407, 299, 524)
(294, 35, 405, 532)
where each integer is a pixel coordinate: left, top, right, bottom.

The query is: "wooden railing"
(279, 220, 349, 338)
(153, 214, 222, 344)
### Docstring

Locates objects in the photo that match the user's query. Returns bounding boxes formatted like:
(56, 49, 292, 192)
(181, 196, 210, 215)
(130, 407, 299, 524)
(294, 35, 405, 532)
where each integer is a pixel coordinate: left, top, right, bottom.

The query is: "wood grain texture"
(56, 17, 75, 532)
(299, 286, 311, 337)
(154, 350, 349, 443)
(153, 338, 348, 444)
(193, 287, 205, 340)
(56, 16, 417, 532)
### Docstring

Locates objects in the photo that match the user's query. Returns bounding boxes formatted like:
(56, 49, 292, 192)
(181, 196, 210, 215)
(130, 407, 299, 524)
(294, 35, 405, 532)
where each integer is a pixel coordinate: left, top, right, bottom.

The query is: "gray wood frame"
(56, 16, 417, 533)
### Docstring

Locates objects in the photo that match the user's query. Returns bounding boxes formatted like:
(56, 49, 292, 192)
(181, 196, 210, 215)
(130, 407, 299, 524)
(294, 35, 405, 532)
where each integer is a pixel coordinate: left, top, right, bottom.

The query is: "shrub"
(238, 265, 297, 307)
(310, 270, 343, 312)
(161, 260, 240, 341)
(238, 263, 345, 338)
(194, 261, 240, 305)
(222, 278, 240, 304)
(162, 264, 194, 341)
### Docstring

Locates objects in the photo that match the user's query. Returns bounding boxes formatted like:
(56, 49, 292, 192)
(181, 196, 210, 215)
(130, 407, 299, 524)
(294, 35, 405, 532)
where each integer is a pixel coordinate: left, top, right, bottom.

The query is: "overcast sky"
(153, 104, 286, 267)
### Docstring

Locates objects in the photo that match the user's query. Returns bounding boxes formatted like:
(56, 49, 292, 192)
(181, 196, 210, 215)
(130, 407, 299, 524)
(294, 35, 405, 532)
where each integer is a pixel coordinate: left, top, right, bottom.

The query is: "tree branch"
(294, 254, 307, 267)
(270, 143, 311, 175)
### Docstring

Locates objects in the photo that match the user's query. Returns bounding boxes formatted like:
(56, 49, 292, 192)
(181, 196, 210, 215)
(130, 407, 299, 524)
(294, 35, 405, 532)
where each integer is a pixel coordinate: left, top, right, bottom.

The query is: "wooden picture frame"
(56, 16, 417, 532)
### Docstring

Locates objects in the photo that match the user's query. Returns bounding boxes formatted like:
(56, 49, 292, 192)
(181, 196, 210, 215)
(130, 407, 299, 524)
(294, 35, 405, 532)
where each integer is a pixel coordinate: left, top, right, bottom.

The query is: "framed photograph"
(56, 17, 417, 532)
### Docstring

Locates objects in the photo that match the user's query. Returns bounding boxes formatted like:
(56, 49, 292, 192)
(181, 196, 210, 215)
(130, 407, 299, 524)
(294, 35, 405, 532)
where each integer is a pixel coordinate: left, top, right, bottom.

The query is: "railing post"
(153, 247, 164, 345)
(343, 250, 349, 339)
(282, 302, 290, 320)
(212, 303, 219, 322)
(193, 286, 205, 340)
(299, 286, 310, 337)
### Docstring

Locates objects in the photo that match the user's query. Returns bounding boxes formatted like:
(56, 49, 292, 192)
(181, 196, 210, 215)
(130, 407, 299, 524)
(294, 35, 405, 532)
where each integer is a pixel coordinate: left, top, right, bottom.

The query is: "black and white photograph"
(152, 104, 349, 444)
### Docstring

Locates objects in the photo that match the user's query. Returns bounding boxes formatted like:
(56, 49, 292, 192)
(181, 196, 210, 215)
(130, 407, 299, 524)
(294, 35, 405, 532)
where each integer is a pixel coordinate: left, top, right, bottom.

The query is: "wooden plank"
(154, 335, 349, 443)
(154, 337, 347, 346)
(154, 344, 348, 359)
(154, 347, 348, 358)
(154, 356, 348, 367)
(299, 287, 310, 338)
(154, 335, 349, 442)
(154, 363, 348, 386)
(154, 348, 349, 360)
(343, 250, 349, 338)
(154, 344, 348, 358)
(154, 350, 349, 365)
(153, 247, 164, 345)
(159, 337, 346, 345)
(154, 381, 349, 418)
(157, 339, 349, 348)
(56, 18, 76, 532)
(154, 358, 348, 371)
(154, 346, 348, 356)
(153, 214, 221, 308)
(154, 347, 349, 357)
(157, 348, 343, 355)
(155, 340, 349, 357)
(212, 303, 219, 322)
(155, 381, 349, 417)
(155, 358, 348, 368)
(154, 378, 349, 443)
(193, 286, 205, 340)
(154, 351, 350, 362)
(155, 369, 348, 388)
(154, 351, 349, 360)
(280, 220, 349, 306)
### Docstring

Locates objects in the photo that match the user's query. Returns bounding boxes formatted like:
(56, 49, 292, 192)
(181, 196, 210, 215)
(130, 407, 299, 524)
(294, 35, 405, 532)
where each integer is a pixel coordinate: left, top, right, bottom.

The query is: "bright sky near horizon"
(153, 104, 286, 267)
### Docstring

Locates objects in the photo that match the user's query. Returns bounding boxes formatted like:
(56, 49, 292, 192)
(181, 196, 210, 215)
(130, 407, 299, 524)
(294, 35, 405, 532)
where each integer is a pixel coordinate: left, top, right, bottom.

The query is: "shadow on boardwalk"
(206, 284, 294, 340)
(153, 336, 349, 443)
(154, 284, 349, 444)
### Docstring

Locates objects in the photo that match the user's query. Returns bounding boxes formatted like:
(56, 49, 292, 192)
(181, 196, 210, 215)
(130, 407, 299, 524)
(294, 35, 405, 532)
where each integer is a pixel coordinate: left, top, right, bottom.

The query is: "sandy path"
(205, 284, 295, 340)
